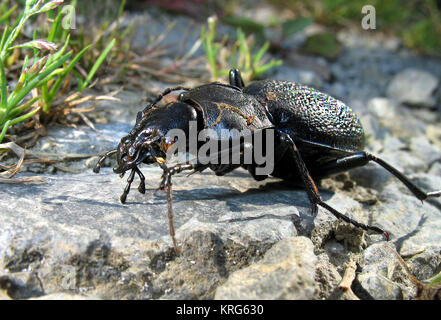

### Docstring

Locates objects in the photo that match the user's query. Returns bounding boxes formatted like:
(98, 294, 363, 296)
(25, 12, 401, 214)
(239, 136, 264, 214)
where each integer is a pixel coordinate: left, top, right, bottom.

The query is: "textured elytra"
(244, 80, 365, 152)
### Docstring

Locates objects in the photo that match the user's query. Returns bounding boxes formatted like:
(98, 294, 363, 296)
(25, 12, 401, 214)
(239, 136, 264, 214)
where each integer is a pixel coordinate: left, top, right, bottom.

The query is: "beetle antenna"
(142, 86, 191, 114)
(93, 149, 118, 173)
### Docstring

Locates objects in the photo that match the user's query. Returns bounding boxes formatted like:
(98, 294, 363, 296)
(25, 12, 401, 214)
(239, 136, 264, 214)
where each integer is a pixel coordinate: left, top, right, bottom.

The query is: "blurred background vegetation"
(268, 0, 441, 56)
(139, 0, 441, 57)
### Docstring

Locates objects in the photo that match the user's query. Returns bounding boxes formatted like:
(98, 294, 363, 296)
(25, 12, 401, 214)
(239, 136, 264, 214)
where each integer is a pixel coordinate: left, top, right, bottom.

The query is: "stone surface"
(214, 237, 317, 299)
(386, 68, 439, 108)
(314, 253, 342, 300)
(0, 167, 303, 299)
(405, 246, 441, 281)
(356, 243, 418, 300)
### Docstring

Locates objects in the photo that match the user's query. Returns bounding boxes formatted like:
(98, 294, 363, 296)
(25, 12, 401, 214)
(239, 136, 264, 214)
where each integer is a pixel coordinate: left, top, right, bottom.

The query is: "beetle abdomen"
(244, 80, 365, 152)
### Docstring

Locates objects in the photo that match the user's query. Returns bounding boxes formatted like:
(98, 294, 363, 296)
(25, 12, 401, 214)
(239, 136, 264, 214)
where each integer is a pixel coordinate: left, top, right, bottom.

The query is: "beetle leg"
(366, 153, 441, 201)
(279, 132, 390, 240)
(229, 69, 245, 89)
(156, 162, 207, 253)
(312, 152, 441, 201)
(135, 167, 146, 194)
(159, 163, 197, 190)
(159, 173, 180, 253)
(120, 168, 136, 204)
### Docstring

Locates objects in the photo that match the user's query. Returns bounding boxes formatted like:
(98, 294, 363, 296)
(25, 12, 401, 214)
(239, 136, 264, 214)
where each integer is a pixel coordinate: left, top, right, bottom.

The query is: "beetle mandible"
(94, 69, 441, 252)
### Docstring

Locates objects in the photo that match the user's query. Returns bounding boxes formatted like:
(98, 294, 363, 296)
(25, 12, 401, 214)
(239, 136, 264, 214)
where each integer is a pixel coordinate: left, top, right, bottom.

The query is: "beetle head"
(113, 101, 200, 174)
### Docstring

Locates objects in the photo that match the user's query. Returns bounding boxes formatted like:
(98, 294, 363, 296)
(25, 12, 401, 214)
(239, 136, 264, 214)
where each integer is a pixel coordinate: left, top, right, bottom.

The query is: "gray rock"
(410, 136, 441, 165)
(357, 243, 418, 300)
(25, 122, 131, 173)
(367, 97, 399, 120)
(214, 237, 317, 299)
(404, 246, 441, 281)
(0, 167, 304, 299)
(386, 68, 439, 108)
(275, 67, 323, 88)
(364, 97, 429, 141)
(374, 176, 441, 255)
(314, 253, 342, 299)
(4, 129, 441, 300)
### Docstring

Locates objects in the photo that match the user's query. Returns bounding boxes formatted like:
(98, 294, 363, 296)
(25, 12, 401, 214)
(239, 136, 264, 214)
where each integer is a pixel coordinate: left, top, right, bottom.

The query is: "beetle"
(94, 68, 441, 252)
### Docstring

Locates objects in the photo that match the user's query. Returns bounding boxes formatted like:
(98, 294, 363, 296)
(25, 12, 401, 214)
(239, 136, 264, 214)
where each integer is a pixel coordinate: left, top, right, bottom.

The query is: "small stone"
(410, 136, 441, 164)
(314, 253, 342, 299)
(405, 246, 441, 281)
(357, 243, 417, 300)
(426, 125, 441, 150)
(386, 68, 439, 108)
(215, 237, 317, 300)
(367, 97, 398, 120)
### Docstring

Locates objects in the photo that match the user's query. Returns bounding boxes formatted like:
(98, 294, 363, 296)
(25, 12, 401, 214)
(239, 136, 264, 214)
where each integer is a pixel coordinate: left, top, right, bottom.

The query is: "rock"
(426, 125, 441, 150)
(275, 68, 323, 88)
(365, 97, 429, 141)
(314, 253, 342, 300)
(0, 167, 303, 299)
(404, 246, 441, 281)
(374, 175, 441, 253)
(367, 97, 399, 120)
(386, 68, 439, 108)
(24, 122, 131, 173)
(410, 136, 441, 165)
(428, 161, 441, 176)
(4, 127, 441, 300)
(356, 243, 418, 300)
(148, 229, 271, 300)
(214, 237, 317, 299)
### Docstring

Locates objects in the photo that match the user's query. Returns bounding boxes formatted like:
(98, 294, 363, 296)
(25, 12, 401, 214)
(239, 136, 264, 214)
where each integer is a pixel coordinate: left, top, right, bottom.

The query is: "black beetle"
(94, 69, 441, 252)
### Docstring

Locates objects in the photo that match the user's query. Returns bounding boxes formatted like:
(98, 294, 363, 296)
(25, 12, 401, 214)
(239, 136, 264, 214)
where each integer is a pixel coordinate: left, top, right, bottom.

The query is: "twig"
(0, 176, 45, 184)
(338, 257, 358, 291)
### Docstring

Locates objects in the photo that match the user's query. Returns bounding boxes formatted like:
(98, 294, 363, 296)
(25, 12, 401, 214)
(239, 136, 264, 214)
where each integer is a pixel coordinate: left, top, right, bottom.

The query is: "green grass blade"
(79, 38, 115, 91)
(47, 7, 64, 42)
(0, 59, 7, 110)
(252, 41, 269, 68)
(118, 0, 127, 20)
(49, 44, 91, 99)
(254, 59, 282, 77)
(7, 96, 39, 120)
(0, 119, 11, 143)
(9, 105, 40, 127)
(0, 25, 9, 53)
(0, 4, 18, 23)
(7, 51, 72, 109)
